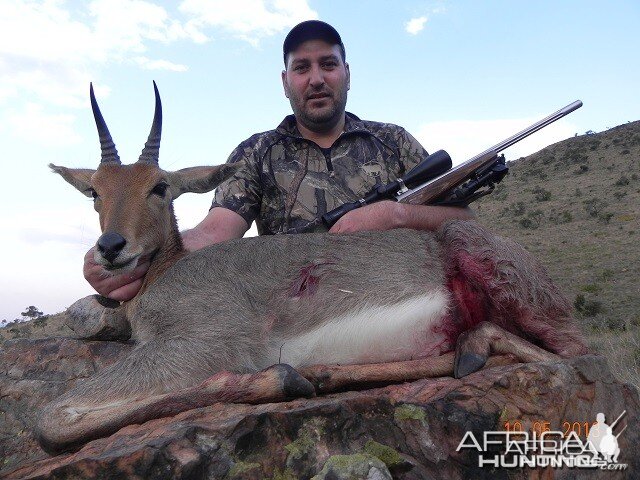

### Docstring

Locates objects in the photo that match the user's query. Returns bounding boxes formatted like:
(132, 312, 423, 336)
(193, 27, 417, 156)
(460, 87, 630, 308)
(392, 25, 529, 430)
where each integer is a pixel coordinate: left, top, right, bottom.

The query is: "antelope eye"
(88, 189, 99, 200)
(151, 182, 168, 197)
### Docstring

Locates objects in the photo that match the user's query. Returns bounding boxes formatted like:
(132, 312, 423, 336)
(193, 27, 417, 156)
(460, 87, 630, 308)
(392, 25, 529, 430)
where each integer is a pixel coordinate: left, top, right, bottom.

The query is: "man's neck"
(296, 114, 346, 148)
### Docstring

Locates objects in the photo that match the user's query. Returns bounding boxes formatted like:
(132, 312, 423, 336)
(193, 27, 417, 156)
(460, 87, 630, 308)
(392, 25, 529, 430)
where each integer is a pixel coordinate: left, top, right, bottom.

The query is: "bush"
(519, 209, 543, 229)
(598, 212, 614, 224)
(511, 202, 527, 217)
(583, 199, 608, 218)
(565, 148, 588, 164)
(613, 191, 627, 200)
(532, 186, 552, 201)
(549, 210, 573, 224)
(615, 175, 630, 186)
(574, 294, 604, 317)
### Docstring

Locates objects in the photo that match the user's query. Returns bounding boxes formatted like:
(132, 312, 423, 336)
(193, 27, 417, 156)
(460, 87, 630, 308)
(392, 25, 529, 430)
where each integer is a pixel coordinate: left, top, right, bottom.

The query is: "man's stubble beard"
(290, 87, 349, 133)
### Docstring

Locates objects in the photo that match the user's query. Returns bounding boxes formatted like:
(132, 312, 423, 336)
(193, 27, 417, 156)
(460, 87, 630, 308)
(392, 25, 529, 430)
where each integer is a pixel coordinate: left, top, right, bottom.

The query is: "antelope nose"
(97, 232, 127, 263)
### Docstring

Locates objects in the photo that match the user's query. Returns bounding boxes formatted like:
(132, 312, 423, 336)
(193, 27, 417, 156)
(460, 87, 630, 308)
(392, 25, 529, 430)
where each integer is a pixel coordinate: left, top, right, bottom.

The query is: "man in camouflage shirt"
(212, 112, 429, 235)
(83, 20, 472, 300)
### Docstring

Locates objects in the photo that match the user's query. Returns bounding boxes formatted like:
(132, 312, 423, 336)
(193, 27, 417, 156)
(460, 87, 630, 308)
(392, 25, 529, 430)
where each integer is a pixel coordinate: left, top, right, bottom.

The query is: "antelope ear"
(49, 164, 96, 197)
(167, 162, 242, 199)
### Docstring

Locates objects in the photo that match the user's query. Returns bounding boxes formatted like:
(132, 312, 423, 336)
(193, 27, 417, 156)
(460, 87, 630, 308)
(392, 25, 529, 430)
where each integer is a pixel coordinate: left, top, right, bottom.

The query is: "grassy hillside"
(475, 121, 640, 388)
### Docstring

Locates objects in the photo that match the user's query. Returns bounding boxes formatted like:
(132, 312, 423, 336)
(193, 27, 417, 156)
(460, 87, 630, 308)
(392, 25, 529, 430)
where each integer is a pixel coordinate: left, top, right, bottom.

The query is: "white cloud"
(5, 103, 82, 147)
(414, 117, 578, 164)
(134, 57, 189, 72)
(405, 16, 428, 35)
(179, 0, 318, 45)
(0, 1, 195, 105)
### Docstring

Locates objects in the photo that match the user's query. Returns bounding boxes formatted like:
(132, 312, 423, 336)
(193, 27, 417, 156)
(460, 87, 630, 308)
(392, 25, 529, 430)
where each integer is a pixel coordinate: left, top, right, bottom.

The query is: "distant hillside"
(475, 120, 640, 386)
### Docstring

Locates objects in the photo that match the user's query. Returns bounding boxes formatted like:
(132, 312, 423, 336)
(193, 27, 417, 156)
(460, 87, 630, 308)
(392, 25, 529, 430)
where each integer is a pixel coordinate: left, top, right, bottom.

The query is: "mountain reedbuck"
(40, 83, 587, 454)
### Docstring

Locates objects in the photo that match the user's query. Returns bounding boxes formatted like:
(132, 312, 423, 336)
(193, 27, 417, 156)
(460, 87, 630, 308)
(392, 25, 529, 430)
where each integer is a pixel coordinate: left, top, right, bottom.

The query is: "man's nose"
(309, 65, 324, 87)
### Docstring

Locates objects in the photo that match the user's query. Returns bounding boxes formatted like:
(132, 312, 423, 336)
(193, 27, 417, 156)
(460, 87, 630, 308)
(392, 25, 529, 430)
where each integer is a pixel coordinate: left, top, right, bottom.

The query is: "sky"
(1, 0, 639, 321)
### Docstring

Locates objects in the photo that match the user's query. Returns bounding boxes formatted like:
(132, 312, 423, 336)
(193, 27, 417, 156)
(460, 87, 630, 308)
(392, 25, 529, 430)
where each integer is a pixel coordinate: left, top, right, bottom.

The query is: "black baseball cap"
(283, 20, 345, 65)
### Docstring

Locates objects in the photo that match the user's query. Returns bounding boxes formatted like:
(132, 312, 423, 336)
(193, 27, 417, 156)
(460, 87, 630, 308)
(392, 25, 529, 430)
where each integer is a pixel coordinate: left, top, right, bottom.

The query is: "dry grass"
(587, 326, 640, 391)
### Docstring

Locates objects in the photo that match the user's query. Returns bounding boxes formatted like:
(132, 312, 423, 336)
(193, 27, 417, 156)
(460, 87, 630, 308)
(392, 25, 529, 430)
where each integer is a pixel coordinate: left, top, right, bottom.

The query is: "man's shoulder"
(346, 113, 409, 139)
(236, 128, 284, 151)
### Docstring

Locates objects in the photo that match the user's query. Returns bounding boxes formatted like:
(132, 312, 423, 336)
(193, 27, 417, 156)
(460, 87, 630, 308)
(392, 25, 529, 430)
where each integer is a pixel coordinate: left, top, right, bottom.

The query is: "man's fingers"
(106, 278, 144, 302)
(83, 246, 150, 300)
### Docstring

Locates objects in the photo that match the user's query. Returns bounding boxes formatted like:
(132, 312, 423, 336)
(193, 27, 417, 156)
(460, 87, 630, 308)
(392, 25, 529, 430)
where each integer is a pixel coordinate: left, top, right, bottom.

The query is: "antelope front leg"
(454, 321, 560, 378)
(298, 352, 518, 394)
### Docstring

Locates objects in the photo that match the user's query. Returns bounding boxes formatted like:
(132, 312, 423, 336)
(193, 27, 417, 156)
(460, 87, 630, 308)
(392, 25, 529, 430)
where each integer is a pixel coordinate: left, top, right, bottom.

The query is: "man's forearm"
(181, 207, 249, 251)
(395, 203, 474, 231)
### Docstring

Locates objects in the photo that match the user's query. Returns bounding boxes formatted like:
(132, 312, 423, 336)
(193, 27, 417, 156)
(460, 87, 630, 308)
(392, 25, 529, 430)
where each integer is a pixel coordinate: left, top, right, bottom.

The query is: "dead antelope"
(39, 83, 587, 454)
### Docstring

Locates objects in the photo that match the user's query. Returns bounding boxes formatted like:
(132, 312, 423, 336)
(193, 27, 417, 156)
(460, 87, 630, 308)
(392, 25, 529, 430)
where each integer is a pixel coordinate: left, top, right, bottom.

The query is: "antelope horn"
(90, 83, 121, 165)
(138, 81, 162, 165)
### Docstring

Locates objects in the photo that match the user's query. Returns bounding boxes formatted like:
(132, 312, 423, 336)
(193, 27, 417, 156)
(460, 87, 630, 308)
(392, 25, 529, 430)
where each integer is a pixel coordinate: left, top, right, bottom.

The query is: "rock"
(65, 295, 131, 341)
(0, 337, 131, 472)
(310, 453, 392, 480)
(1, 336, 638, 479)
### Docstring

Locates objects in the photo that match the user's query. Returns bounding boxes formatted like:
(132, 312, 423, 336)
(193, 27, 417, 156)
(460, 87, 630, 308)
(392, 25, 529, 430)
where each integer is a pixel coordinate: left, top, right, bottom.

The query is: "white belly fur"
(277, 289, 450, 367)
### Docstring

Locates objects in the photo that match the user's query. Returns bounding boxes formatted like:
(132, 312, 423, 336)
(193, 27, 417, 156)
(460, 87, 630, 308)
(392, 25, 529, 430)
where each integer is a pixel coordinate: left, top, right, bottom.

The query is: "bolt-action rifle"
(321, 100, 583, 228)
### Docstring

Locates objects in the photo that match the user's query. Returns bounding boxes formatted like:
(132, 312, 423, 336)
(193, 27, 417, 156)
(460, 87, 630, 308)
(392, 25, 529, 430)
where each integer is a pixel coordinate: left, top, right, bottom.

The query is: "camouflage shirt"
(212, 112, 429, 235)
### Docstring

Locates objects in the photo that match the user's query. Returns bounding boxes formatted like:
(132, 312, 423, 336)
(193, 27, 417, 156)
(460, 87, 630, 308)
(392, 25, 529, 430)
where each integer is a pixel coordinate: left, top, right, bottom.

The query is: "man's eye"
(151, 182, 168, 197)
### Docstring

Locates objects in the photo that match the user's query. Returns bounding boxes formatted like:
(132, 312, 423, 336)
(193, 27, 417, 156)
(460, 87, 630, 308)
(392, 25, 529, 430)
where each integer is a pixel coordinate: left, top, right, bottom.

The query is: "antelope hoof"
(277, 364, 316, 399)
(454, 352, 487, 379)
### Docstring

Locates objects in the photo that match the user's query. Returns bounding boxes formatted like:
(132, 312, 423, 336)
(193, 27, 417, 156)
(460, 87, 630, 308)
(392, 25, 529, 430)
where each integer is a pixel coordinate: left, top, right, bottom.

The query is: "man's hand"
(83, 247, 150, 301)
(329, 200, 474, 234)
(329, 200, 402, 234)
(83, 208, 248, 301)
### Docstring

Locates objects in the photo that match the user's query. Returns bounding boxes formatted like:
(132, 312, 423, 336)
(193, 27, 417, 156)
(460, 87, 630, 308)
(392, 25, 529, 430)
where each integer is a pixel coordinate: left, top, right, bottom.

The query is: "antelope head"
(50, 82, 239, 274)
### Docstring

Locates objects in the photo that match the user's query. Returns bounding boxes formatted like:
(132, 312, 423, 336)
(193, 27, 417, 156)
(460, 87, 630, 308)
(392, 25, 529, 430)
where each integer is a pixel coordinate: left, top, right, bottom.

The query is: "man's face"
(282, 40, 350, 133)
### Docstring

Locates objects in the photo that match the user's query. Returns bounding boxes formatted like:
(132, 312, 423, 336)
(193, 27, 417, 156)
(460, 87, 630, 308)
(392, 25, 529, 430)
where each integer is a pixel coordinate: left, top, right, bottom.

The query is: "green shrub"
(565, 148, 588, 164)
(519, 209, 543, 229)
(574, 294, 604, 317)
(581, 284, 602, 293)
(532, 186, 552, 201)
(583, 199, 608, 218)
(549, 210, 573, 224)
(613, 191, 627, 200)
(598, 212, 614, 224)
(615, 175, 630, 186)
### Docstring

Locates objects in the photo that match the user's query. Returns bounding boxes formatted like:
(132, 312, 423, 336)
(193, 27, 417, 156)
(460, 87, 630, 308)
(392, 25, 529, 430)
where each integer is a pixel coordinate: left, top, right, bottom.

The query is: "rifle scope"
(321, 149, 452, 228)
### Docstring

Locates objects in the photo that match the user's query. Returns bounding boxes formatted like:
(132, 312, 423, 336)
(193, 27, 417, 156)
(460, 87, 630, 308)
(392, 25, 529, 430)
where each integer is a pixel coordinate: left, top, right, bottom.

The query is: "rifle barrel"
(396, 100, 583, 205)
(488, 100, 583, 154)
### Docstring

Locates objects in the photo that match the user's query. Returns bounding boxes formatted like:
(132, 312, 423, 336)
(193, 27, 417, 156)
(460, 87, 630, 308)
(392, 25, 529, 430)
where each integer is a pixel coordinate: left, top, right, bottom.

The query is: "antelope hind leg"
(454, 321, 560, 378)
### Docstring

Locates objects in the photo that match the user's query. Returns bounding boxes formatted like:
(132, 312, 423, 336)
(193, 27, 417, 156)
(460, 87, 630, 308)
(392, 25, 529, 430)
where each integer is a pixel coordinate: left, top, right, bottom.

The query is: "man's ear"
(282, 70, 290, 98)
(345, 62, 350, 91)
(167, 162, 242, 199)
(49, 164, 96, 197)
